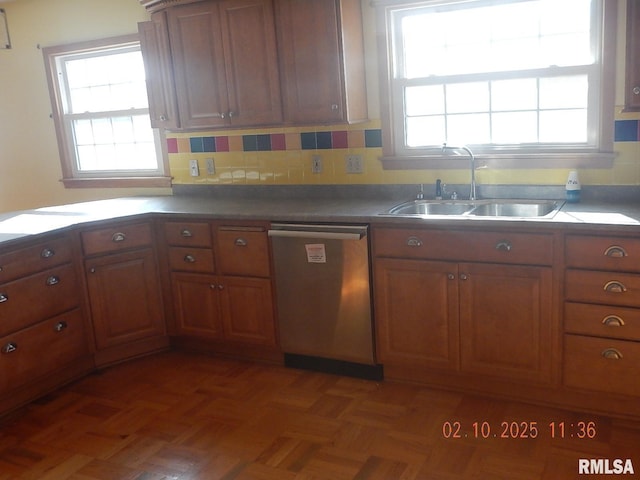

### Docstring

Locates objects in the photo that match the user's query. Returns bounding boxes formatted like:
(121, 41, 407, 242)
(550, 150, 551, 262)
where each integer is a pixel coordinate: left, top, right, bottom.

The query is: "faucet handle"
(416, 184, 425, 199)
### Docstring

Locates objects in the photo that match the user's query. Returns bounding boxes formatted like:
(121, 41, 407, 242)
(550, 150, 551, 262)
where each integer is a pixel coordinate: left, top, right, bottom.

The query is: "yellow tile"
(285, 133, 301, 150)
(348, 130, 365, 148)
(228, 136, 244, 152)
(177, 138, 191, 153)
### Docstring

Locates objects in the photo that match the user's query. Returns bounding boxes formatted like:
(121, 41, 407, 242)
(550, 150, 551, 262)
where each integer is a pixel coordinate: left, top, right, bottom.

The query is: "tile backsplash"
(167, 117, 640, 187)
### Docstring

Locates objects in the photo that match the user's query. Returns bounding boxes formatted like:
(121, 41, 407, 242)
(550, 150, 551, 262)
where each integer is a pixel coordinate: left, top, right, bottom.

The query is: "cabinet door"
(276, 0, 367, 124)
(218, 0, 282, 126)
(459, 263, 553, 384)
(139, 12, 179, 129)
(626, 0, 640, 111)
(171, 272, 224, 339)
(167, 1, 230, 128)
(374, 258, 459, 370)
(220, 276, 276, 346)
(86, 248, 165, 350)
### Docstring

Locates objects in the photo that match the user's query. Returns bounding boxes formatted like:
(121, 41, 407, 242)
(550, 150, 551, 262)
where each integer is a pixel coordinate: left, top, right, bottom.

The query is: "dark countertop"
(1, 194, 640, 247)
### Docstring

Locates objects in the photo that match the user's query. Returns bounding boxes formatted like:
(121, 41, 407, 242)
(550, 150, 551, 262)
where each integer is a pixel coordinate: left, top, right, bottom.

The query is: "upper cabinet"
(275, 0, 368, 124)
(138, 0, 368, 129)
(626, 0, 640, 111)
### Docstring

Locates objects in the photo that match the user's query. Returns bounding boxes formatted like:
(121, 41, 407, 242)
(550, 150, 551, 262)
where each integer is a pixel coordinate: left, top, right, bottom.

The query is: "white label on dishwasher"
(305, 243, 326, 263)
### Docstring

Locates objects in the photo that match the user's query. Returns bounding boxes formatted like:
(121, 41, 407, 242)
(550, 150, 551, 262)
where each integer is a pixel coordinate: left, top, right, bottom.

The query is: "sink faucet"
(441, 143, 477, 201)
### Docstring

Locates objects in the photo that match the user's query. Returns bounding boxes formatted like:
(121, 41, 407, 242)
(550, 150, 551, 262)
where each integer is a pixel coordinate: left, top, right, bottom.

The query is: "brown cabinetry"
(275, 0, 367, 124)
(564, 234, 640, 396)
(0, 234, 92, 414)
(163, 220, 277, 353)
(373, 226, 555, 385)
(82, 222, 166, 366)
(626, 0, 640, 111)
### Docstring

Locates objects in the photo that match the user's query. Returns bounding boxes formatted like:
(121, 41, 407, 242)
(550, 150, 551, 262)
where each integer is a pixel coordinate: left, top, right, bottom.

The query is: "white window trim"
(374, 0, 617, 170)
(43, 34, 171, 188)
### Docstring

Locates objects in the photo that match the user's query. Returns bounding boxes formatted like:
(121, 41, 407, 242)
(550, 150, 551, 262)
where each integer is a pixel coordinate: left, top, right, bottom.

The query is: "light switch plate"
(189, 159, 199, 177)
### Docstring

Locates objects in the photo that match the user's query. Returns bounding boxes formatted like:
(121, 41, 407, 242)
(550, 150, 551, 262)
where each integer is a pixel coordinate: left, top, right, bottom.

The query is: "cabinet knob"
(604, 245, 627, 258)
(218, 284, 224, 290)
(40, 248, 56, 258)
(331, 104, 339, 111)
(633, 86, 640, 95)
(406, 236, 423, 247)
(0, 293, 8, 303)
(159, 114, 167, 121)
(183, 254, 196, 263)
(447, 273, 455, 280)
(602, 315, 625, 327)
(603, 280, 627, 293)
(601, 348, 623, 360)
(460, 273, 469, 281)
(89, 267, 96, 274)
(45, 275, 60, 286)
(112, 232, 126, 243)
(495, 240, 512, 252)
(180, 229, 193, 238)
(234, 238, 247, 247)
(1, 342, 17, 354)
(54, 321, 68, 332)
(228, 111, 235, 118)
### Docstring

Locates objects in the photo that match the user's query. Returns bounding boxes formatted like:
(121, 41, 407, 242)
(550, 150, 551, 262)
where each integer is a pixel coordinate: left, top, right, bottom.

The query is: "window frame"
(374, 0, 617, 170)
(43, 34, 171, 188)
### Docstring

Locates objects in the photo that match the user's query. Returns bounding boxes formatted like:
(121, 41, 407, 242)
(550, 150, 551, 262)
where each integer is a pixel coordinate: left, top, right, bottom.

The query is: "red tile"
(215, 136, 230, 152)
(271, 133, 286, 151)
(167, 137, 178, 154)
(332, 130, 349, 149)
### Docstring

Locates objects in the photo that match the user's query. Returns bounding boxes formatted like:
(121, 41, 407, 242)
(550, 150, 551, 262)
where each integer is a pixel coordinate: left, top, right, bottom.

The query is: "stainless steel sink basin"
(469, 201, 561, 218)
(383, 199, 562, 218)
(387, 200, 475, 216)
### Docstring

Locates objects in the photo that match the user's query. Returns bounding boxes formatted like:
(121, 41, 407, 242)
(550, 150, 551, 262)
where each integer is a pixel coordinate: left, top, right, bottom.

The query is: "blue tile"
(257, 134, 272, 151)
(365, 129, 383, 148)
(243, 135, 258, 152)
(190, 137, 204, 153)
(316, 131, 332, 149)
(614, 120, 638, 142)
(203, 137, 216, 152)
(301, 132, 317, 150)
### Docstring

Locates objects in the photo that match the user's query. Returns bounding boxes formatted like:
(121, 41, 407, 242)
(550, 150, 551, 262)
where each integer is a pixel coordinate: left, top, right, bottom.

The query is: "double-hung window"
(376, 0, 616, 168)
(43, 34, 170, 187)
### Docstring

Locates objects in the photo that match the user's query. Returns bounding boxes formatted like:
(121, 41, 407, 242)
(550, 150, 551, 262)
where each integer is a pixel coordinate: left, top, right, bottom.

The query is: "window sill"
(61, 176, 173, 188)
(380, 152, 616, 170)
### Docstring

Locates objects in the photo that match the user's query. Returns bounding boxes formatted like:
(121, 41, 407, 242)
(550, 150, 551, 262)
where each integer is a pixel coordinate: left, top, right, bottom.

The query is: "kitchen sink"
(383, 199, 562, 219)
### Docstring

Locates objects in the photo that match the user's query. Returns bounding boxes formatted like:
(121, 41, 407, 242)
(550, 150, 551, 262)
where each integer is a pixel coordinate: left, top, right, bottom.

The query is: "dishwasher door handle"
(268, 228, 366, 241)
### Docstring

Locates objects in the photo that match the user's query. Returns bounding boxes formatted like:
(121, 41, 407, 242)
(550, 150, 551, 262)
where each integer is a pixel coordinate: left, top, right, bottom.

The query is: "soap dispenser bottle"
(565, 170, 581, 203)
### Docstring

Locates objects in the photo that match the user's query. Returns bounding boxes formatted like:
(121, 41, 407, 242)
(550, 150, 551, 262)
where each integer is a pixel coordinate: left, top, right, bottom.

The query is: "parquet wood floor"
(0, 351, 639, 479)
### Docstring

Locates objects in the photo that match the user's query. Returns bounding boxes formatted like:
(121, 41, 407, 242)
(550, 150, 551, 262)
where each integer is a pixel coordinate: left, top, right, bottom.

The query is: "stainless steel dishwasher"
(268, 223, 382, 379)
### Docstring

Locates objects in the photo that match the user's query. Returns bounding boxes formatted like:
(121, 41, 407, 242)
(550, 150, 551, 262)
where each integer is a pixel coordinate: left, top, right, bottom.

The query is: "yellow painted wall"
(0, 0, 637, 214)
(0, 0, 169, 213)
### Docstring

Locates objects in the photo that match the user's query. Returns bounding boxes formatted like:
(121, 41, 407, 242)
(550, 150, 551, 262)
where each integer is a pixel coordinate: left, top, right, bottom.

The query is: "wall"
(0, 0, 638, 214)
(0, 0, 169, 213)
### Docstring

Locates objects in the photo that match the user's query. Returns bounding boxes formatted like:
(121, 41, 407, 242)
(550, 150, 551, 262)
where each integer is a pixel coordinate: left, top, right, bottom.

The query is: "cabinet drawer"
(168, 247, 215, 273)
(0, 263, 79, 337)
(164, 221, 212, 247)
(216, 226, 270, 277)
(373, 227, 553, 265)
(563, 334, 640, 397)
(565, 269, 640, 308)
(565, 302, 640, 341)
(82, 222, 153, 256)
(0, 309, 89, 392)
(0, 236, 72, 283)
(566, 235, 640, 272)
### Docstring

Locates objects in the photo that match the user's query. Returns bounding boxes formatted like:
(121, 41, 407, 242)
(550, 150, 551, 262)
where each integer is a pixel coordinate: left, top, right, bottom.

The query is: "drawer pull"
(604, 281, 627, 293)
(406, 236, 423, 247)
(447, 273, 455, 280)
(45, 275, 60, 286)
(180, 229, 193, 238)
(40, 248, 55, 258)
(234, 238, 248, 247)
(54, 321, 68, 332)
(0, 293, 8, 303)
(604, 245, 628, 258)
(183, 254, 196, 263)
(601, 348, 623, 360)
(495, 240, 512, 252)
(602, 315, 625, 327)
(1, 342, 17, 354)
(112, 232, 126, 243)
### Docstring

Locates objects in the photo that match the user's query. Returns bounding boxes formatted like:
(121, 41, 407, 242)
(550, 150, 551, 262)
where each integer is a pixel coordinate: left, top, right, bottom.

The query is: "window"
(376, 0, 616, 168)
(43, 34, 170, 187)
